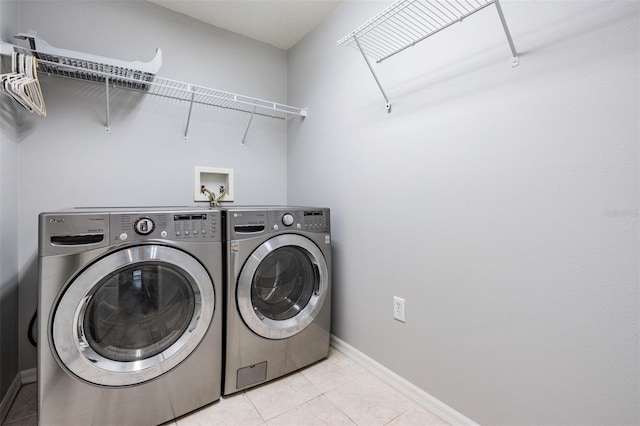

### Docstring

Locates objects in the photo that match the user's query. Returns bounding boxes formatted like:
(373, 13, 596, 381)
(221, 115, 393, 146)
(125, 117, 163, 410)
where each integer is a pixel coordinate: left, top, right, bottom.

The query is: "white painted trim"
(0, 372, 22, 424)
(330, 335, 478, 426)
(20, 368, 37, 385)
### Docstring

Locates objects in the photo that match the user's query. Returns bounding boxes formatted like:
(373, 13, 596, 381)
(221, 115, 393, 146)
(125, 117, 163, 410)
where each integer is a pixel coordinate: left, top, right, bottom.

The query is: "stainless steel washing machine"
(222, 206, 331, 395)
(38, 208, 223, 425)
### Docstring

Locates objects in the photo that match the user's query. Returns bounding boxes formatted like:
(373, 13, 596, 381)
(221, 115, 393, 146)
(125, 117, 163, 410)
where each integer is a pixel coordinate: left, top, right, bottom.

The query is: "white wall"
(16, 0, 292, 370)
(0, 0, 21, 401)
(288, 1, 639, 424)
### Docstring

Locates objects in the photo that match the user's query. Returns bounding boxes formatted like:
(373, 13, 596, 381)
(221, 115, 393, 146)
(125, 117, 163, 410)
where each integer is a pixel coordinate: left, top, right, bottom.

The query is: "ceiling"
(146, 0, 343, 51)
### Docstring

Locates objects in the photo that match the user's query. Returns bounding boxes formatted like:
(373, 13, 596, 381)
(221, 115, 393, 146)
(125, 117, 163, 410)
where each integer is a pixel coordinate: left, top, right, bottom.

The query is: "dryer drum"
(251, 246, 315, 321)
(237, 234, 328, 340)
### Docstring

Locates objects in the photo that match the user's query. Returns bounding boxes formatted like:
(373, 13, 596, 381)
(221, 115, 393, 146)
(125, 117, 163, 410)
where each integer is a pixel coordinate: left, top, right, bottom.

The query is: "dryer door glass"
(237, 234, 329, 339)
(252, 246, 315, 321)
(83, 263, 195, 362)
(52, 245, 215, 387)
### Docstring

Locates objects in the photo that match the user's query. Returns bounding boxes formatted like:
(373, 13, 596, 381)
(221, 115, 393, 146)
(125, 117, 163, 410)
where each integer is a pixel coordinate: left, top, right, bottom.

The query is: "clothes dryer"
(38, 208, 223, 425)
(222, 206, 331, 395)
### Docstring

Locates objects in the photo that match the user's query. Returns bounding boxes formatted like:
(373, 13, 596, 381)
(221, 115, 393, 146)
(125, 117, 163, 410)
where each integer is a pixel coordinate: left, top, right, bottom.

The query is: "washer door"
(52, 245, 214, 387)
(237, 234, 328, 339)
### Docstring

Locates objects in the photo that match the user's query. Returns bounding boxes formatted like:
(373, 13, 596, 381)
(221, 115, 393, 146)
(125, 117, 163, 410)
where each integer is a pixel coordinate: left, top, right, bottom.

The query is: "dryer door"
(237, 234, 329, 339)
(51, 245, 215, 387)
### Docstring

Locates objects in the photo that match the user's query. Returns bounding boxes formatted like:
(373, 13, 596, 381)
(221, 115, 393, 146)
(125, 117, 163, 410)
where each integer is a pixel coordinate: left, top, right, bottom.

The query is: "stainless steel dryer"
(223, 206, 331, 395)
(38, 208, 223, 425)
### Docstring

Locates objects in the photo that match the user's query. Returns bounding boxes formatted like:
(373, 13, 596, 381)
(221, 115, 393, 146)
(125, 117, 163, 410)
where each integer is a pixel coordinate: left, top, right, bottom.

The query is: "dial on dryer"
(282, 214, 294, 226)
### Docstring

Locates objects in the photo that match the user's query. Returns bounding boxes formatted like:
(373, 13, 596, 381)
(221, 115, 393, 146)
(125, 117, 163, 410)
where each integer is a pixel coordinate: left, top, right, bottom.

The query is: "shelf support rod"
(105, 77, 110, 133)
(184, 85, 195, 141)
(352, 33, 391, 113)
(493, 0, 519, 67)
(241, 106, 257, 147)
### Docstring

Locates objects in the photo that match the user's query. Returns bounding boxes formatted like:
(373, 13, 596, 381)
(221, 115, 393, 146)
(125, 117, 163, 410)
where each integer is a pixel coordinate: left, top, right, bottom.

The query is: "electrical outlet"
(393, 296, 406, 323)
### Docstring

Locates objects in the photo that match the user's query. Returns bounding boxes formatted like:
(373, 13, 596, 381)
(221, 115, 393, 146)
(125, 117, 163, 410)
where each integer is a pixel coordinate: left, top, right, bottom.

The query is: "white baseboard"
(20, 368, 37, 385)
(0, 372, 22, 424)
(0, 368, 37, 424)
(330, 335, 477, 426)
(20, 368, 38, 385)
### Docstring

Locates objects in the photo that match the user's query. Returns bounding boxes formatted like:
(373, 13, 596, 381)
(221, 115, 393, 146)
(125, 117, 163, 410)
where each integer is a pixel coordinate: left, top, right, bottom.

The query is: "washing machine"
(38, 207, 223, 425)
(222, 206, 331, 395)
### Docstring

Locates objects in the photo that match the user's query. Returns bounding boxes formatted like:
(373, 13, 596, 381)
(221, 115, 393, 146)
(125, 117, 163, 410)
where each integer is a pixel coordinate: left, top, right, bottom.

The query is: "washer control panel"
(112, 210, 221, 242)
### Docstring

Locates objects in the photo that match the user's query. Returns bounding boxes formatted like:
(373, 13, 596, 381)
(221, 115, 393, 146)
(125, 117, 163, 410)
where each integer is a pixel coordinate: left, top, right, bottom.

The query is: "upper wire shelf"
(337, 0, 500, 63)
(336, 0, 518, 112)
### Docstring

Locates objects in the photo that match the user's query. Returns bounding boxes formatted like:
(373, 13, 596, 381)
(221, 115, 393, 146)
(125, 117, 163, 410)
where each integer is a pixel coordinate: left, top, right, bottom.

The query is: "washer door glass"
(52, 245, 215, 387)
(237, 234, 328, 339)
(84, 263, 195, 362)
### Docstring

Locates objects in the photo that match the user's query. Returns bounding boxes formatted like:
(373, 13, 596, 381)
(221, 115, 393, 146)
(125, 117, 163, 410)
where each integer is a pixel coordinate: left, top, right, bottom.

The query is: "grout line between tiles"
(381, 407, 412, 426)
(319, 393, 359, 426)
(3, 414, 37, 426)
(241, 390, 267, 425)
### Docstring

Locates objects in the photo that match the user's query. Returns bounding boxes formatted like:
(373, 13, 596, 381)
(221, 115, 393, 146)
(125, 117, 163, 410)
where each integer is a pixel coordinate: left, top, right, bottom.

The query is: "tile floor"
(3, 348, 448, 426)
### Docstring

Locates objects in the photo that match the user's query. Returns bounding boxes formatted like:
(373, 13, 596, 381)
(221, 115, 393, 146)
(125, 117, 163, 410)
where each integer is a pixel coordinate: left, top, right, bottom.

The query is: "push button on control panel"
(171, 213, 219, 240)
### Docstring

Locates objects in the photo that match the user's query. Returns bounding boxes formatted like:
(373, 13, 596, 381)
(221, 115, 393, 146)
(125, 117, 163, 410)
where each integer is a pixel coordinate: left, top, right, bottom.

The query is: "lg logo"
(49, 218, 65, 224)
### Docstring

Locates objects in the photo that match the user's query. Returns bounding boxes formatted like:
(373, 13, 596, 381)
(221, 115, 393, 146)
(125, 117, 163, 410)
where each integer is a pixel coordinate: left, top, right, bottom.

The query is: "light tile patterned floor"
(3, 348, 448, 426)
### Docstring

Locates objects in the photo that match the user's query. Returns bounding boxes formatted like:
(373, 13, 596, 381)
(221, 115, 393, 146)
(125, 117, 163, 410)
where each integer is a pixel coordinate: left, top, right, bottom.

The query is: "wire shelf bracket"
(105, 77, 110, 133)
(241, 106, 257, 147)
(1, 34, 308, 141)
(184, 85, 196, 141)
(353, 34, 391, 113)
(337, 0, 519, 112)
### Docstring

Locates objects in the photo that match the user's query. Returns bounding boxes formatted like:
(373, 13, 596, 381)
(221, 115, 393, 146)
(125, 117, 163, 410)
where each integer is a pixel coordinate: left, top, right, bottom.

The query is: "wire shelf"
(2, 36, 306, 139)
(5, 37, 306, 120)
(14, 31, 160, 91)
(336, 0, 518, 111)
(30, 58, 305, 119)
(337, 0, 497, 63)
(35, 54, 156, 91)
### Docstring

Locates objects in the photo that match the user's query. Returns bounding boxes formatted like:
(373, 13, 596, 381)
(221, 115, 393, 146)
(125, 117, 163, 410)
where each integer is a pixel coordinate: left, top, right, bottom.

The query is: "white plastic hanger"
(1, 52, 33, 112)
(0, 52, 46, 115)
(21, 55, 46, 115)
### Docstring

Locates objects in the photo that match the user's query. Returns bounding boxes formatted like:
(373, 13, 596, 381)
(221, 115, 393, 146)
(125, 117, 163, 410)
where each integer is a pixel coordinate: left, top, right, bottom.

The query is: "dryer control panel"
(268, 208, 330, 233)
(226, 207, 330, 240)
(112, 210, 221, 243)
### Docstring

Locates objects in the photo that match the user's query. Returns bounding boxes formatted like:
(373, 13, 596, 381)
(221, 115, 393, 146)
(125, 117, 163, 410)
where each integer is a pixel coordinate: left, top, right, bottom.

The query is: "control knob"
(134, 217, 155, 235)
(282, 213, 294, 226)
